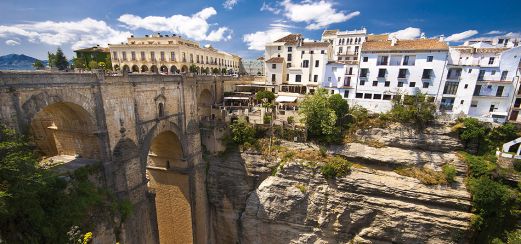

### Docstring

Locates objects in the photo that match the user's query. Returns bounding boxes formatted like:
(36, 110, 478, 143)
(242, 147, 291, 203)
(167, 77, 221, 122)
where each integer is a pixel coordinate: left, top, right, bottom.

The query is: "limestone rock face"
(240, 163, 472, 244)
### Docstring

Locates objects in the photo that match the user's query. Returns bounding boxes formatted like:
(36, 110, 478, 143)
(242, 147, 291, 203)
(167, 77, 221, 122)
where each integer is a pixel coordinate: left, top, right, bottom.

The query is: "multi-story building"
(439, 42, 521, 122)
(109, 33, 241, 74)
(465, 36, 521, 48)
(242, 58, 265, 76)
(321, 28, 367, 100)
(74, 45, 111, 70)
(264, 34, 332, 95)
(349, 35, 449, 112)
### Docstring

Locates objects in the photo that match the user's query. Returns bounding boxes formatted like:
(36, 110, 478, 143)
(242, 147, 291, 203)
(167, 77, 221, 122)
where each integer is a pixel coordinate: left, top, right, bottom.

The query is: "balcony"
(439, 103, 454, 112)
(473, 92, 510, 98)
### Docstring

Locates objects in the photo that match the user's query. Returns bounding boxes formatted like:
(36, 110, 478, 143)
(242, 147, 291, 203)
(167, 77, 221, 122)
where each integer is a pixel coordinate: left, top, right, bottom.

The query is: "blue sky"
(0, 0, 520, 60)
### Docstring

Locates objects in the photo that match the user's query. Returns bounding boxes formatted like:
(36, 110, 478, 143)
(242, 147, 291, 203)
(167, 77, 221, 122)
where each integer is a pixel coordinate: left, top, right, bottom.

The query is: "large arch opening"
(29, 102, 101, 161)
(122, 65, 130, 73)
(170, 65, 178, 74)
(141, 65, 149, 73)
(197, 89, 213, 121)
(181, 65, 188, 73)
(146, 131, 193, 243)
(150, 65, 159, 74)
(160, 65, 168, 74)
(131, 65, 139, 73)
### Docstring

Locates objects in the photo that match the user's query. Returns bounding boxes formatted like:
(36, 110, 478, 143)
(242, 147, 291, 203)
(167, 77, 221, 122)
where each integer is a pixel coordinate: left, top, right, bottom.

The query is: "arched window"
(158, 103, 165, 117)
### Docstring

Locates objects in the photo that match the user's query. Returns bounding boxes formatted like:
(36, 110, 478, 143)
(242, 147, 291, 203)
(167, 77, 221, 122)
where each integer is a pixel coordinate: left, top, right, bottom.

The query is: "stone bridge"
(0, 71, 238, 243)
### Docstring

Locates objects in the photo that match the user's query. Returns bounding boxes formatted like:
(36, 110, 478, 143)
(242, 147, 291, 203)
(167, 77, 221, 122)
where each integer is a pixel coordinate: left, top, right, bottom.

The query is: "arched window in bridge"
(158, 103, 165, 118)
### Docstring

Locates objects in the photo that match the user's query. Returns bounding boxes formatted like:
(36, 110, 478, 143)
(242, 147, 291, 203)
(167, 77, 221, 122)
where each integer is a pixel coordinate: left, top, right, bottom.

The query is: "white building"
(439, 42, 521, 122)
(265, 34, 332, 95)
(351, 35, 449, 112)
(322, 28, 367, 100)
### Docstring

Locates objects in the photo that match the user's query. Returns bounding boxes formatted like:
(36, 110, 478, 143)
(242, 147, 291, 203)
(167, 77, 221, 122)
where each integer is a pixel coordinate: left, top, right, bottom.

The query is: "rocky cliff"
(207, 123, 473, 243)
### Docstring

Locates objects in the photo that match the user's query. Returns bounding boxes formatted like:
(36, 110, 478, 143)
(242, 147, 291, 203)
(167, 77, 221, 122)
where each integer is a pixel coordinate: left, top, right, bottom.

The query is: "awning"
(224, 97, 250, 100)
(276, 96, 298, 103)
(490, 111, 508, 116)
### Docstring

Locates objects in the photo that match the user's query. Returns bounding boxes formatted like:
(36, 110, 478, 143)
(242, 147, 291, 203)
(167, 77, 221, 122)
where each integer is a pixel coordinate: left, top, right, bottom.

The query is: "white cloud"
(5, 40, 20, 46)
(505, 32, 521, 38)
(118, 7, 231, 42)
(223, 0, 239, 9)
(486, 30, 505, 35)
(0, 18, 131, 50)
(445, 30, 478, 42)
(389, 27, 422, 40)
(262, 0, 360, 30)
(243, 27, 291, 51)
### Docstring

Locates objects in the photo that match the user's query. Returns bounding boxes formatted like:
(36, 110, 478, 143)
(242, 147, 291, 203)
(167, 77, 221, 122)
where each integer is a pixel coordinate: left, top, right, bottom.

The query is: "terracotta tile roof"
(362, 38, 449, 52)
(265, 57, 284, 63)
(275, 34, 302, 45)
(366, 34, 389, 42)
(301, 42, 330, 48)
(257, 56, 265, 61)
(451, 46, 509, 54)
(323, 29, 338, 36)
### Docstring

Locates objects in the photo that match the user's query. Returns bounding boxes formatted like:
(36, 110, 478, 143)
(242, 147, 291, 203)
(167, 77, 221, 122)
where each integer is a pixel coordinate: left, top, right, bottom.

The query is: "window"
(314, 75, 318, 82)
(427, 56, 434, 62)
(347, 67, 353, 75)
(158, 103, 164, 117)
(150, 52, 155, 61)
(373, 94, 382, 99)
(344, 90, 349, 98)
(384, 81, 390, 87)
(328, 77, 331, 81)
(473, 85, 482, 96)
(372, 80, 378, 86)
(496, 86, 504, 97)
(443, 82, 458, 95)
(112, 51, 118, 60)
(491, 70, 496, 75)
(403, 55, 416, 65)
(360, 68, 368, 77)
(471, 101, 478, 107)
(295, 75, 302, 82)
(377, 56, 389, 65)
(310, 51, 314, 54)
(122, 51, 127, 60)
(287, 54, 292, 61)
(363, 56, 368, 62)
(390, 55, 402, 66)
(356, 93, 363, 98)
(398, 81, 404, 87)
(460, 100, 464, 105)
(303, 60, 309, 68)
(360, 80, 365, 86)
(331, 90, 334, 95)
(160, 51, 165, 61)
(422, 69, 432, 79)
(170, 52, 175, 61)
(288, 47, 292, 52)
(409, 82, 416, 87)
(271, 74, 276, 82)
(489, 104, 496, 112)
(383, 95, 392, 100)
(478, 70, 486, 81)
(339, 57, 343, 61)
(321, 50, 325, 54)
(131, 51, 136, 61)
(344, 77, 351, 86)
(398, 69, 407, 79)
(464, 84, 468, 89)
(468, 69, 472, 73)
(501, 71, 508, 81)
(423, 82, 429, 88)
(315, 60, 319, 67)
(141, 51, 146, 61)
(364, 93, 372, 99)
(287, 63, 291, 68)
(277, 46, 281, 50)
(488, 57, 495, 65)
(378, 69, 386, 78)
(272, 64, 276, 69)
(286, 74, 289, 81)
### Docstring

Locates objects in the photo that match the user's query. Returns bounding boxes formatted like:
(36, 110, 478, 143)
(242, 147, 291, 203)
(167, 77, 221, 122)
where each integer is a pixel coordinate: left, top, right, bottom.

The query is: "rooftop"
(362, 37, 449, 52)
(265, 57, 285, 63)
(274, 34, 302, 45)
(301, 42, 330, 48)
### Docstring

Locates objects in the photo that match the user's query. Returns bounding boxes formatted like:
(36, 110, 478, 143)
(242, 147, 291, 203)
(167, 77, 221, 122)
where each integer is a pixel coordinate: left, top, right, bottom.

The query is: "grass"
(321, 156, 352, 179)
(394, 167, 448, 185)
(442, 164, 457, 183)
(294, 183, 307, 193)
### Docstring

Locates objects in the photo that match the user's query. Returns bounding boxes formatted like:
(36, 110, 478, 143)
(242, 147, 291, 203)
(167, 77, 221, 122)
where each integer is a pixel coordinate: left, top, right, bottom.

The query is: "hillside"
(0, 54, 47, 70)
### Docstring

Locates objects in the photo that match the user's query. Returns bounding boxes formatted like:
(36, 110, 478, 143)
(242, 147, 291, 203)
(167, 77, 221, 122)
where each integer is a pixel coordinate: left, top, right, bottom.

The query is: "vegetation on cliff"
(0, 124, 131, 243)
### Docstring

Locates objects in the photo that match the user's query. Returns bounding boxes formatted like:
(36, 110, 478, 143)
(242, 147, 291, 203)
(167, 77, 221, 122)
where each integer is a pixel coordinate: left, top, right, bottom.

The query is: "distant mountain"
(0, 54, 47, 70)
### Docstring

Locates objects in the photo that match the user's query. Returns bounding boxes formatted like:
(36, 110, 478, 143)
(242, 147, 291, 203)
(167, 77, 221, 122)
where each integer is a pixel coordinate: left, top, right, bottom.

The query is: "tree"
(98, 62, 106, 70)
(189, 64, 198, 73)
(212, 68, 220, 74)
(458, 118, 490, 153)
(230, 117, 255, 145)
(299, 88, 339, 142)
(221, 68, 227, 74)
(32, 60, 44, 70)
(388, 93, 436, 129)
(88, 60, 98, 70)
(47, 52, 56, 68)
(328, 94, 349, 125)
(256, 90, 275, 103)
(73, 58, 86, 70)
(54, 48, 69, 70)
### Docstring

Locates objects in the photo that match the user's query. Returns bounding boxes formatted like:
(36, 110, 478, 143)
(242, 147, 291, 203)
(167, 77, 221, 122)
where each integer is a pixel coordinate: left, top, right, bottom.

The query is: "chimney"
(390, 35, 398, 46)
(420, 32, 426, 39)
(439, 34, 445, 42)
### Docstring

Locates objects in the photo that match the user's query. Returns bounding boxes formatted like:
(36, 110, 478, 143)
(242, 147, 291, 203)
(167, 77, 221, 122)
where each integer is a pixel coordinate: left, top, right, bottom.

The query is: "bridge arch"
(142, 123, 194, 244)
(29, 101, 101, 160)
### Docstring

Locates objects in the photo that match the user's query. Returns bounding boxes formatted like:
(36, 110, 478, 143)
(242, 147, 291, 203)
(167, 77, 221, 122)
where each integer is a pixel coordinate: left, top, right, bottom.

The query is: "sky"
(0, 0, 520, 60)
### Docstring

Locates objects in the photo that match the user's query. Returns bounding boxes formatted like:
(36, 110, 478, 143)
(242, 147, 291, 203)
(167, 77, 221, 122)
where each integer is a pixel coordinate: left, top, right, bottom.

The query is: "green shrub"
(287, 116, 294, 125)
(230, 117, 255, 145)
(514, 160, 521, 172)
(388, 93, 436, 129)
(263, 115, 272, 124)
(442, 164, 457, 183)
(462, 153, 496, 178)
(469, 176, 513, 218)
(320, 156, 352, 179)
(319, 146, 327, 157)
